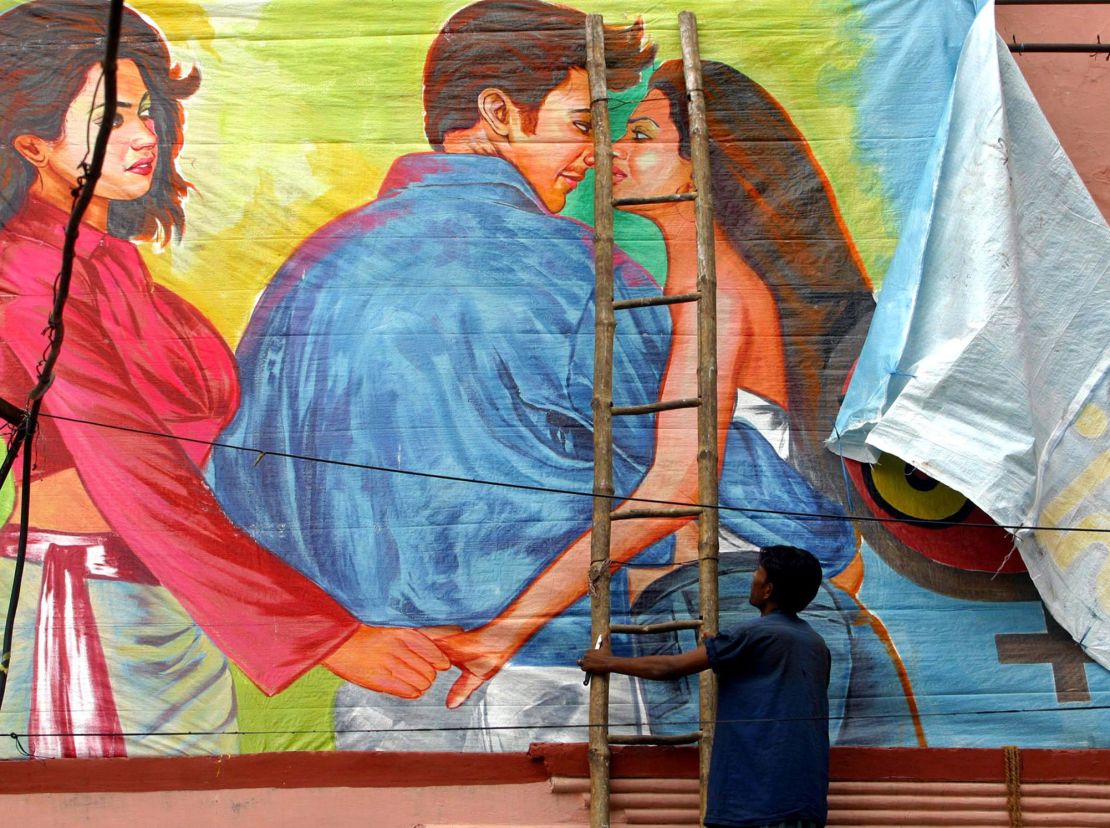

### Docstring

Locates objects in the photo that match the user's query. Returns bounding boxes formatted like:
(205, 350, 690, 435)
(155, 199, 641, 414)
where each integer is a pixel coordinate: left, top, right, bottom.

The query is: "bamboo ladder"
(585, 11, 719, 828)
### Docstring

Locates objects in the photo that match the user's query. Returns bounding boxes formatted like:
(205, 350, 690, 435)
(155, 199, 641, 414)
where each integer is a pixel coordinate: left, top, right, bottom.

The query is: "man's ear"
(12, 135, 50, 168)
(477, 88, 515, 141)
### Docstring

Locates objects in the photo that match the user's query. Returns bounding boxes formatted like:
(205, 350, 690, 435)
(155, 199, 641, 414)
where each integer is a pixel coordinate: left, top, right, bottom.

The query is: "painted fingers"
(322, 625, 453, 699)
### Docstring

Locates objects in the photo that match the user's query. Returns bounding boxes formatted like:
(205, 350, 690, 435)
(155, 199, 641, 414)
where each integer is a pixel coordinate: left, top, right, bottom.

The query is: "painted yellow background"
(0, 0, 894, 751)
(121, 0, 891, 349)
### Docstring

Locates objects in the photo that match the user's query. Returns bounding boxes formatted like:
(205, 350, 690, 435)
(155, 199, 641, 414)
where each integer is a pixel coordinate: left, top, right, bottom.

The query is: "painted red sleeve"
(1, 248, 359, 696)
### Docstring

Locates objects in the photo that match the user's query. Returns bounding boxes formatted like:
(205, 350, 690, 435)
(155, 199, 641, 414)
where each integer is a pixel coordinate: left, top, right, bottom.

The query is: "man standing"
(580, 546, 832, 828)
(210, 0, 662, 747)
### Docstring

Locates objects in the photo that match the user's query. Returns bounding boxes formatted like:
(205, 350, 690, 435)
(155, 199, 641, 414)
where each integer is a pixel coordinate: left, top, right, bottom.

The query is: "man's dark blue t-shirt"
(704, 611, 831, 827)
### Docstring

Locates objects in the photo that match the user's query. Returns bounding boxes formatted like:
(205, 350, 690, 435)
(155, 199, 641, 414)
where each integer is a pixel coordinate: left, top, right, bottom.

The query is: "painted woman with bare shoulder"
(444, 60, 874, 706)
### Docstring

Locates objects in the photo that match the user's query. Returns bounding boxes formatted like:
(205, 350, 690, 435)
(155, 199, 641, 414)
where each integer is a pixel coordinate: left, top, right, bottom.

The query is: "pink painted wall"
(4, 747, 1109, 827)
(996, 3, 1110, 221)
(4, 775, 1110, 827)
(0, 783, 586, 828)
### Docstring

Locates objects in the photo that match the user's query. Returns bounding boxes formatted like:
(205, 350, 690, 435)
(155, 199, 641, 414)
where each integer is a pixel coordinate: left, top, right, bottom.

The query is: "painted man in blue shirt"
(212, 0, 663, 743)
(211, 0, 853, 747)
(581, 545, 831, 828)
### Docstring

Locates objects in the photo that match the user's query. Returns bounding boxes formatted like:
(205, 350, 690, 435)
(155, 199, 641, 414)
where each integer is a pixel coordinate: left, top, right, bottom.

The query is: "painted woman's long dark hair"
(0, 0, 199, 243)
(651, 60, 874, 469)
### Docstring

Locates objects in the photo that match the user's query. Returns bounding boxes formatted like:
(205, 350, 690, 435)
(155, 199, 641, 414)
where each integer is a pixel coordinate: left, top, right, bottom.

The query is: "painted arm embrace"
(440, 243, 773, 708)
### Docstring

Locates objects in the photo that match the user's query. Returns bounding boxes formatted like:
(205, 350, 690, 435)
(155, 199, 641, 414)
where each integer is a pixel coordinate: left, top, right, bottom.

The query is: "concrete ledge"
(2, 746, 1109, 794)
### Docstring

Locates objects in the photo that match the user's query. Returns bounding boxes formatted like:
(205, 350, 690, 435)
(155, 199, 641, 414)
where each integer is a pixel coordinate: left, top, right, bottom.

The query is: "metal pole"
(1007, 41, 1110, 52)
(679, 11, 720, 826)
(586, 14, 615, 828)
(998, 0, 1110, 5)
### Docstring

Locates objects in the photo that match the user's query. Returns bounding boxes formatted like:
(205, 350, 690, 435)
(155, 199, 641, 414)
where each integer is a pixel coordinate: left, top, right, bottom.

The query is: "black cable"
(0, 0, 126, 715)
(37, 410, 1110, 536)
(27, 6, 123, 406)
(0, 427, 27, 504)
(7, 732, 28, 758)
(13, 700, 1110, 744)
(0, 417, 35, 711)
(0, 397, 22, 426)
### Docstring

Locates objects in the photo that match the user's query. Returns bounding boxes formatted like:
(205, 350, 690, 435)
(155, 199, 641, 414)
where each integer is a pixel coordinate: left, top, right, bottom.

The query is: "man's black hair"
(759, 545, 823, 614)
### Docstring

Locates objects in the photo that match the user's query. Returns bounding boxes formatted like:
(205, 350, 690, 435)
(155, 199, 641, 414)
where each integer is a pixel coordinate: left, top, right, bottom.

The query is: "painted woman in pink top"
(0, 0, 450, 758)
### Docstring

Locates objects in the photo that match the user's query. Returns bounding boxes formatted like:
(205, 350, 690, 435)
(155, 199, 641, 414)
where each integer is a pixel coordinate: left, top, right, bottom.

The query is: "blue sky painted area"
(853, 0, 985, 230)
(832, 0, 990, 451)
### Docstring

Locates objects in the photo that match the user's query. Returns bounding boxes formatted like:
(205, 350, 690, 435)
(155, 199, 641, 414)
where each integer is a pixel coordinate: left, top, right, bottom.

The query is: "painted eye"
(572, 120, 591, 135)
(847, 451, 1022, 574)
(865, 454, 972, 523)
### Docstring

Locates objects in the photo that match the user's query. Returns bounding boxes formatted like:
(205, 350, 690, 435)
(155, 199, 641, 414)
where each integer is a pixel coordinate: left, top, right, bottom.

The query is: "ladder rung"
(612, 397, 699, 416)
(611, 619, 702, 635)
(609, 731, 702, 746)
(613, 192, 697, 207)
(613, 292, 700, 311)
(611, 506, 702, 521)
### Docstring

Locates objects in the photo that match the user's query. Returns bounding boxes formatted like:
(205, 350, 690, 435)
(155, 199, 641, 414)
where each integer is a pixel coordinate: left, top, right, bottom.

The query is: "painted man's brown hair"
(423, 0, 655, 149)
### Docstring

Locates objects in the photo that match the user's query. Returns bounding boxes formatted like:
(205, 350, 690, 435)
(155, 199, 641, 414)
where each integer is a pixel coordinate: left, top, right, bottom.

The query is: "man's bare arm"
(578, 641, 710, 681)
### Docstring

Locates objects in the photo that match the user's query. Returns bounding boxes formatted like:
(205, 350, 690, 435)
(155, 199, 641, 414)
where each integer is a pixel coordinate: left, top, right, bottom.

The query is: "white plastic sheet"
(831, 0, 1110, 667)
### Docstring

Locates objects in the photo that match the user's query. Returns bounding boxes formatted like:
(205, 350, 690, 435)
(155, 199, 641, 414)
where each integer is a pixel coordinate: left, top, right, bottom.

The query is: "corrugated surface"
(548, 776, 1110, 827)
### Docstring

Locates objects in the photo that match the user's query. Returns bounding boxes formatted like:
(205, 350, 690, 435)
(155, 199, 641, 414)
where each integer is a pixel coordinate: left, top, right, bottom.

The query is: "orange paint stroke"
(844, 574, 927, 748)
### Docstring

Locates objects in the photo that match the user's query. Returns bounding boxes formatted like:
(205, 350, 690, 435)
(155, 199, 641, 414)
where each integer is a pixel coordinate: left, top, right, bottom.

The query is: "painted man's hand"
(323, 625, 451, 699)
(437, 622, 526, 709)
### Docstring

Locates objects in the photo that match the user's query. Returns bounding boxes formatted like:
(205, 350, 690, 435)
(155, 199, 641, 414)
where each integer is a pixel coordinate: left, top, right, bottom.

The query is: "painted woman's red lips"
(127, 157, 155, 175)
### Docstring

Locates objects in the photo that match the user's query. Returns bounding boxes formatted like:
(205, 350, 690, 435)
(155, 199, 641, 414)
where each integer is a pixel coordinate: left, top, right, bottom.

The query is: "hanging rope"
(1004, 744, 1023, 828)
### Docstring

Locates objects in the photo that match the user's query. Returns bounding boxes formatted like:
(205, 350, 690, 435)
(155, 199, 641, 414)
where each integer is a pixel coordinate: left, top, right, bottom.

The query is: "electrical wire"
(0, 0, 1104, 761)
(11, 700, 1110, 744)
(0, 0, 126, 714)
(0, 422, 35, 710)
(37, 410, 1110, 536)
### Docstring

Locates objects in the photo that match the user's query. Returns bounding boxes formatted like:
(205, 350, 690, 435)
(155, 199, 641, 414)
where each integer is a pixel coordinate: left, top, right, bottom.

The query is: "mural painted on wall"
(0, 0, 1107, 759)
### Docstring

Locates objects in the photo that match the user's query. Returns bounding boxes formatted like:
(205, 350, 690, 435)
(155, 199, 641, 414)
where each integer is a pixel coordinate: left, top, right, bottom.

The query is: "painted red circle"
(845, 456, 1025, 574)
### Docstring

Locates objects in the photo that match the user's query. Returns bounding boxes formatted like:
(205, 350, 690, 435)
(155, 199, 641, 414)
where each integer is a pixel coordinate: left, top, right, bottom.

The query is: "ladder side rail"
(585, 15, 615, 828)
(679, 11, 720, 825)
